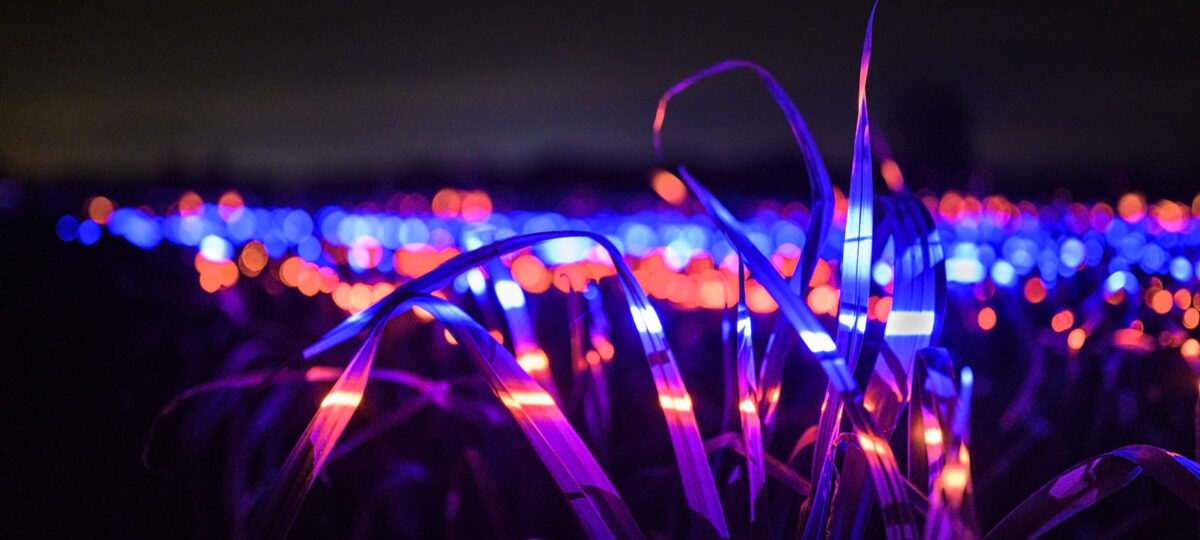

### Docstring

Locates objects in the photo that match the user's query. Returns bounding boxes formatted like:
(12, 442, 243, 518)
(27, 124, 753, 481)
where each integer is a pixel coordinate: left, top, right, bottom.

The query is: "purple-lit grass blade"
(651, 57, 837, 445)
(925, 367, 980, 539)
(409, 294, 643, 540)
(143, 366, 444, 469)
(305, 231, 729, 539)
(734, 264, 769, 536)
(985, 445, 1200, 539)
(242, 322, 386, 540)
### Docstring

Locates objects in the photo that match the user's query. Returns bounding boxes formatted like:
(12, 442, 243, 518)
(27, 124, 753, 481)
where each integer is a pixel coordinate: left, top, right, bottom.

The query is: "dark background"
(2, 1, 1197, 198)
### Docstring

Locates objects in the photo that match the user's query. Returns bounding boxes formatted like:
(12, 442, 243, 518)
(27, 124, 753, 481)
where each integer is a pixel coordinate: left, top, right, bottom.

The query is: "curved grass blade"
(675, 167, 918, 538)
(651, 58, 837, 445)
(984, 445, 1200, 540)
(305, 230, 729, 538)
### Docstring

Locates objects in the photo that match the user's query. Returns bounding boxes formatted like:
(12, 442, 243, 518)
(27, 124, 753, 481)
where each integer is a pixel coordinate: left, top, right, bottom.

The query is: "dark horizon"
(3, 2, 1198, 195)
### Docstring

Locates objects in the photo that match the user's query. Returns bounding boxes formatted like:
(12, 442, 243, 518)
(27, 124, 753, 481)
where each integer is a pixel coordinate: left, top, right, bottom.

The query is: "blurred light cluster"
(60, 185, 1200, 361)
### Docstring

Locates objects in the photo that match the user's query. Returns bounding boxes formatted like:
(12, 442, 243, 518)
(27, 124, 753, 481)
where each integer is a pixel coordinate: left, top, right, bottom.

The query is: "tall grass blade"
(809, 10, 881, 536)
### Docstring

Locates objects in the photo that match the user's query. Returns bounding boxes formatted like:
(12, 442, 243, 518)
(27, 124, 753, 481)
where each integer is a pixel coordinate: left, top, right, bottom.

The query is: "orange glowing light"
(443, 328, 458, 345)
(593, 336, 615, 361)
(939, 192, 965, 221)
(503, 391, 556, 407)
(651, 169, 688, 205)
(880, 159, 904, 191)
(412, 305, 434, 322)
(940, 463, 969, 491)
(1050, 309, 1074, 333)
(517, 350, 550, 373)
(332, 283, 352, 311)
(552, 263, 591, 293)
(1151, 289, 1173, 314)
(372, 283, 395, 303)
(738, 398, 757, 414)
(348, 283, 372, 312)
(808, 285, 839, 315)
(977, 307, 997, 331)
(279, 257, 303, 287)
(809, 259, 833, 287)
(86, 196, 115, 224)
(511, 254, 551, 294)
(199, 271, 222, 293)
(217, 191, 245, 221)
(238, 241, 268, 277)
(698, 278, 727, 309)
(924, 427, 944, 446)
(585, 350, 601, 366)
(1153, 201, 1188, 232)
(873, 296, 893, 321)
(296, 268, 320, 296)
(1184, 308, 1200, 330)
(1067, 328, 1086, 351)
(178, 191, 203, 216)
(431, 188, 462, 218)
(1174, 289, 1192, 310)
(746, 281, 778, 313)
(1117, 193, 1146, 223)
(459, 190, 493, 222)
(321, 390, 363, 408)
(1106, 289, 1127, 305)
(1182, 339, 1200, 361)
(659, 394, 694, 412)
(1023, 278, 1046, 304)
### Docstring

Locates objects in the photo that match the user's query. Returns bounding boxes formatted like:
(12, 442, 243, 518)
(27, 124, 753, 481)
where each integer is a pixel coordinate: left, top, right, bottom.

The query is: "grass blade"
(242, 322, 386, 540)
(984, 445, 1200, 539)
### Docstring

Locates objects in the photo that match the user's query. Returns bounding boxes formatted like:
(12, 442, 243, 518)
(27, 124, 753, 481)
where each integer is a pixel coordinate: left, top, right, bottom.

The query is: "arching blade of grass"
(651, 57, 836, 445)
(305, 230, 729, 539)
(984, 445, 1200, 540)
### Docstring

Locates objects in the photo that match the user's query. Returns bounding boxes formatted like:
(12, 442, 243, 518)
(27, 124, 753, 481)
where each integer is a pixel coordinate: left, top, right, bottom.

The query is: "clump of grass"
(150, 4, 1200, 539)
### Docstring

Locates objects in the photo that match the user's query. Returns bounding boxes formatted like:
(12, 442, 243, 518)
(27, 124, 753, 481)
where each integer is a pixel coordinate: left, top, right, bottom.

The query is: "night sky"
(3, 2, 1197, 191)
